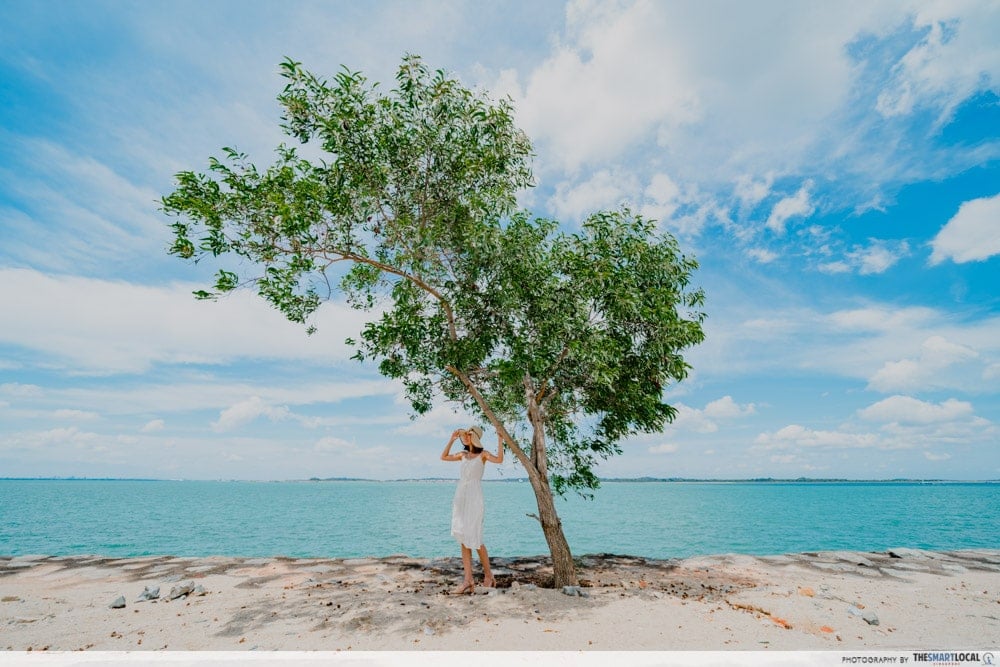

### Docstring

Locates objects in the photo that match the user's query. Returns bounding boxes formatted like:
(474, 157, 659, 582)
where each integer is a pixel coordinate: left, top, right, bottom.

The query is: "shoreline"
(2, 549, 998, 651)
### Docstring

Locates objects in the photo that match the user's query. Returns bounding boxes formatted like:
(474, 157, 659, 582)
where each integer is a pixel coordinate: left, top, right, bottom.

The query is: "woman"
(440, 425, 504, 593)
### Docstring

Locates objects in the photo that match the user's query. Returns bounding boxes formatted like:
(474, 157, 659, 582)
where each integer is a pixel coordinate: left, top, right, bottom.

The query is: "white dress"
(451, 454, 485, 549)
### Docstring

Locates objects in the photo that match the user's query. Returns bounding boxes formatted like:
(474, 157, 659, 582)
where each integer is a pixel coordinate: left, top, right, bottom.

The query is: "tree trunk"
(524, 375, 578, 587)
(528, 471, 578, 587)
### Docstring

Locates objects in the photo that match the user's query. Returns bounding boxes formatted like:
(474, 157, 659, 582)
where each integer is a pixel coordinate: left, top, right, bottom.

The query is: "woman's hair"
(463, 426, 484, 454)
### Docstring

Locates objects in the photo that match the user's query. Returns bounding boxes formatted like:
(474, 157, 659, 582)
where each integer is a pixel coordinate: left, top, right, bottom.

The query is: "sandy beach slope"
(1, 549, 998, 651)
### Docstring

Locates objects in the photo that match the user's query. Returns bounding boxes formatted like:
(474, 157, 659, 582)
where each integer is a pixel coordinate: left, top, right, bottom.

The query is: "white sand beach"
(1, 549, 998, 652)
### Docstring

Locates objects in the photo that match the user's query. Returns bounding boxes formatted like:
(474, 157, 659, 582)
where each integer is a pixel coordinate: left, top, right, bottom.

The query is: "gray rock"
(193, 585, 207, 596)
(167, 581, 195, 600)
(109, 595, 126, 609)
(423, 626, 435, 636)
(136, 586, 160, 602)
(562, 586, 581, 596)
(862, 610, 880, 626)
(887, 548, 931, 559)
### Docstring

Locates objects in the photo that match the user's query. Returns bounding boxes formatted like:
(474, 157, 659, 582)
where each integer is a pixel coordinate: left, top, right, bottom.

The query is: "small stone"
(562, 586, 581, 597)
(423, 626, 435, 636)
(109, 596, 126, 609)
(167, 582, 195, 600)
(193, 585, 207, 596)
(862, 611, 879, 626)
(136, 586, 160, 602)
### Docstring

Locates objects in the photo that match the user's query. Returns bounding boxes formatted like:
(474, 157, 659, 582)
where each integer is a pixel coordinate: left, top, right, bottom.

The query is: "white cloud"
(141, 419, 166, 433)
(0, 138, 169, 274)
(753, 395, 994, 461)
(649, 443, 678, 454)
(827, 306, 937, 333)
(52, 409, 100, 421)
(212, 396, 292, 432)
(850, 240, 910, 275)
(0, 383, 44, 398)
(929, 193, 1000, 264)
(876, 4, 1000, 123)
(0, 268, 369, 373)
(734, 173, 775, 208)
(506, 1, 702, 172)
(664, 396, 756, 435)
(923, 451, 951, 461)
(818, 261, 852, 274)
(747, 248, 779, 264)
(868, 335, 979, 392)
(549, 168, 640, 221)
(766, 182, 815, 234)
(858, 395, 974, 425)
(10, 377, 397, 420)
(3, 426, 102, 449)
(691, 299, 1000, 397)
(670, 404, 719, 434)
(754, 424, 881, 451)
(818, 240, 911, 275)
(703, 396, 756, 419)
(314, 436, 355, 453)
(640, 173, 682, 222)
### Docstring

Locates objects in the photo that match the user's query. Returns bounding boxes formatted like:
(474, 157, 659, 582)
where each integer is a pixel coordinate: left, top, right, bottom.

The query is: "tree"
(162, 55, 705, 587)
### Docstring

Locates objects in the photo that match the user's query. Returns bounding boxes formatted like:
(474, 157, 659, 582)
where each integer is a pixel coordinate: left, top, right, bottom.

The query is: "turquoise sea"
(2, 480, 998, 559)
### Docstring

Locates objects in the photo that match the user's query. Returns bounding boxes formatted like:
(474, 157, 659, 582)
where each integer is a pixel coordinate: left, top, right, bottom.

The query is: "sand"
(1, 549, 998, 653)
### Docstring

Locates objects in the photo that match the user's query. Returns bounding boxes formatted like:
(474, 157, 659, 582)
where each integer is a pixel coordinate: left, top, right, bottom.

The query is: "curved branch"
(337, 250, 459, 342)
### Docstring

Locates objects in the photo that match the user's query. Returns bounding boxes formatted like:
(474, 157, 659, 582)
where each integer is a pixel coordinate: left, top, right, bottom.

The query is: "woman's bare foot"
(453, 580, 474, 595)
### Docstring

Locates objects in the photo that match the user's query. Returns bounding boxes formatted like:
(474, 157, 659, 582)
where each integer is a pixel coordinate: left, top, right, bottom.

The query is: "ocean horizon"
(3, 479, 998, 561)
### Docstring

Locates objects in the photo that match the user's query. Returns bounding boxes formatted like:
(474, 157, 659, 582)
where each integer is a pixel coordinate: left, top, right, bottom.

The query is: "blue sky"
(1, 0, 998, 481)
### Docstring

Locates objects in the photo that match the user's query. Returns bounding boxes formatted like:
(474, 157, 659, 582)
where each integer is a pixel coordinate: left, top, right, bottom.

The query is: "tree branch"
(337, 250, 459, 341)
(446, 364, 538, 481)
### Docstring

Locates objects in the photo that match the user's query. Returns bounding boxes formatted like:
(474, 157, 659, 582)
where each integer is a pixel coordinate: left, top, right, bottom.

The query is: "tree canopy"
(163, 55, 705, 586)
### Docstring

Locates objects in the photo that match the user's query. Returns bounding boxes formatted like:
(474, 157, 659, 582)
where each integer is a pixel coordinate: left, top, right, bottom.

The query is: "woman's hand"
(441, 430, 464, 462)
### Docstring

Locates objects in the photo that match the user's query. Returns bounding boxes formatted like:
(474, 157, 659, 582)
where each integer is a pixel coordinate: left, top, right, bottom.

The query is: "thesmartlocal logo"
(912, 653, 994, 666)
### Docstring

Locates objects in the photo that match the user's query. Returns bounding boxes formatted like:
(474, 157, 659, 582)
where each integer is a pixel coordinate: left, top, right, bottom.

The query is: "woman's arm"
(441, 429, 464, 462)
(483, 433, 504, 464)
